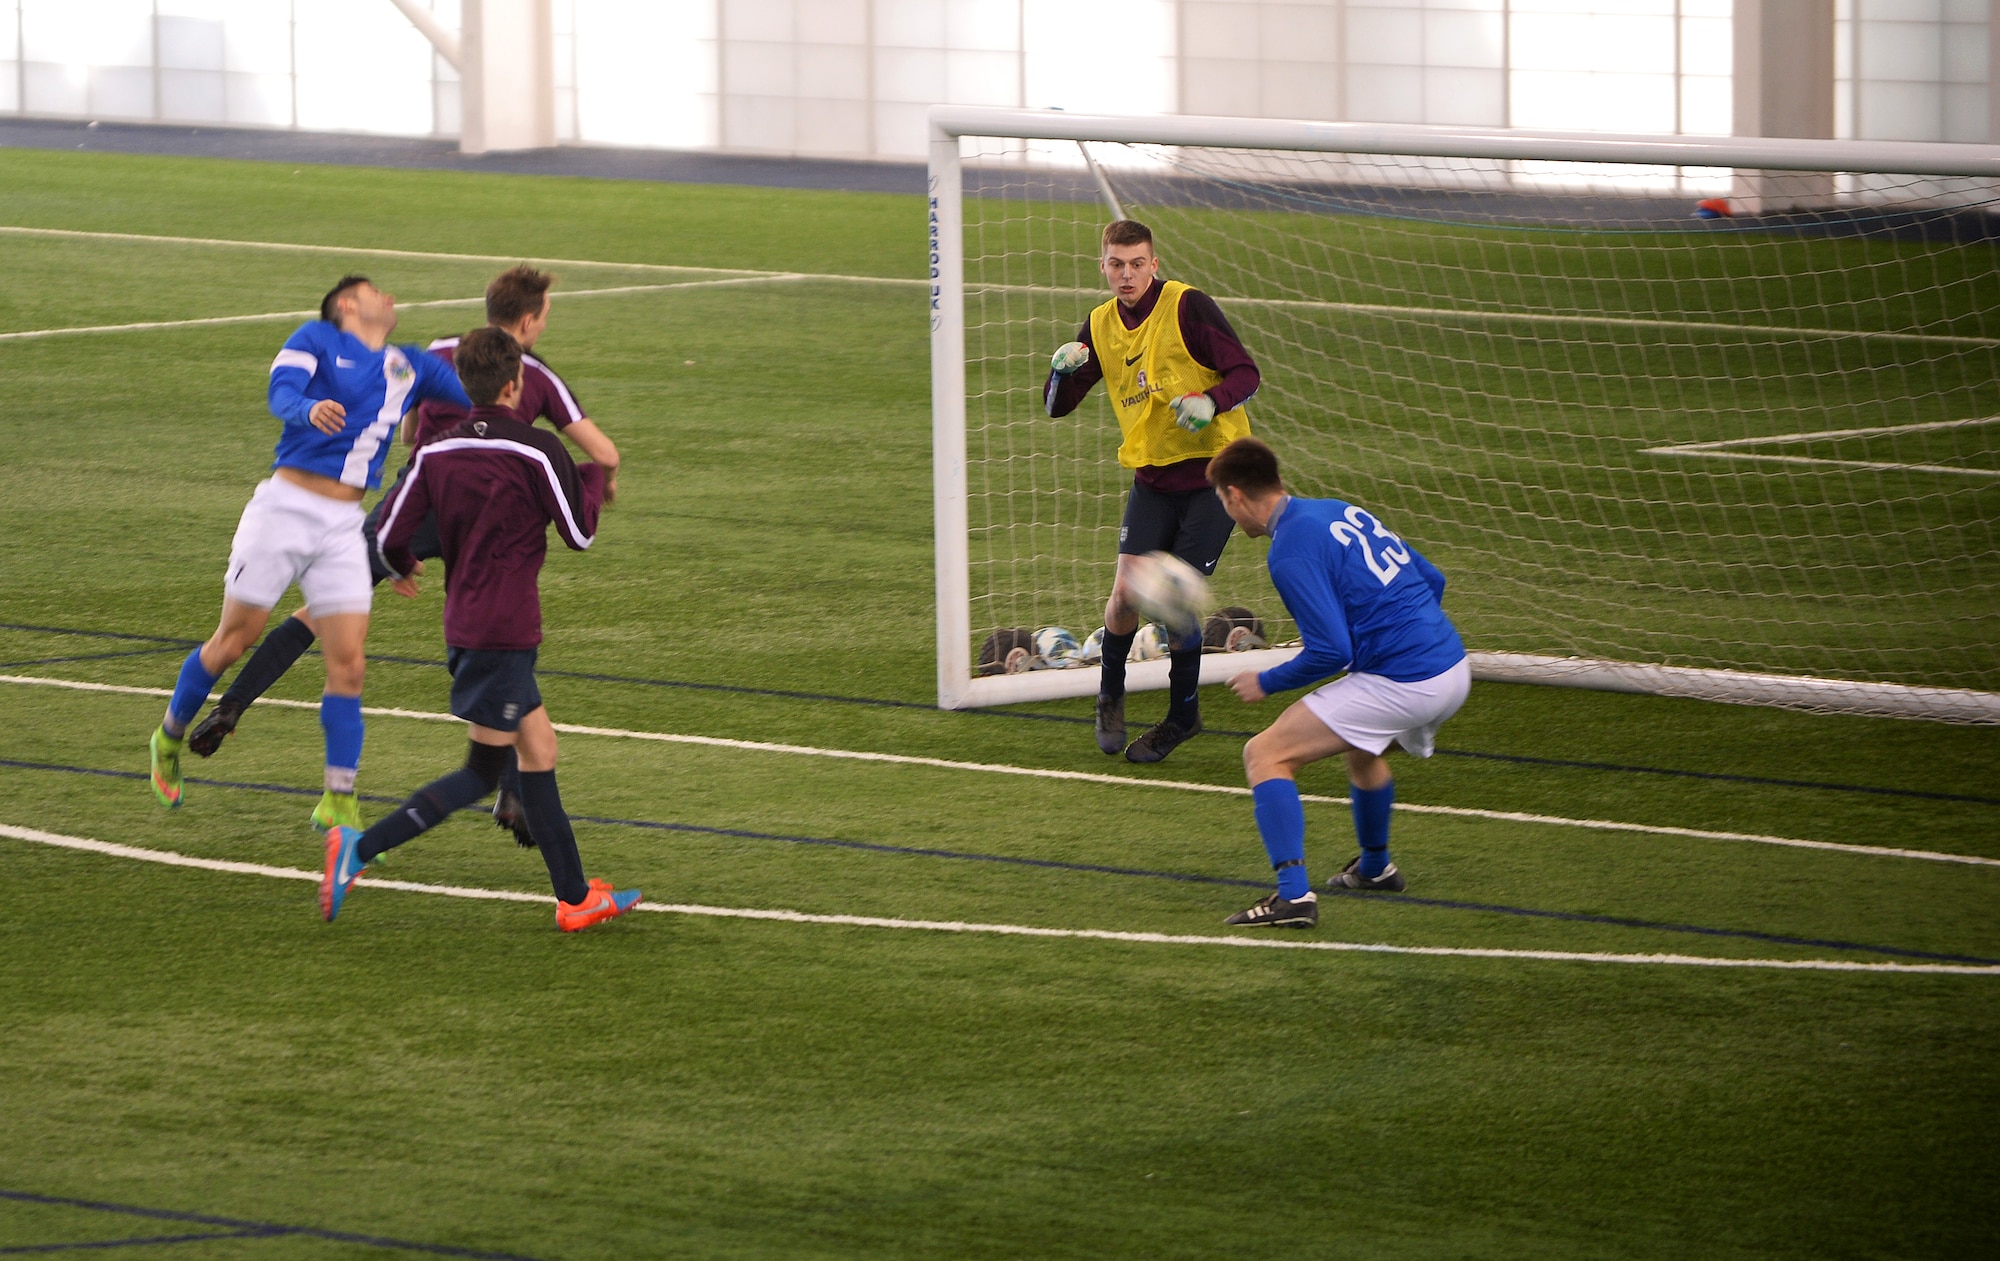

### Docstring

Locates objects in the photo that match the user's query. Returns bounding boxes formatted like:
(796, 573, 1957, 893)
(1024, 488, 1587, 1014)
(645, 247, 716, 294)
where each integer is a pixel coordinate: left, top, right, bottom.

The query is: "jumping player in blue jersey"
(1205, 438, 1471, 928)
(147, 276, 470, 830)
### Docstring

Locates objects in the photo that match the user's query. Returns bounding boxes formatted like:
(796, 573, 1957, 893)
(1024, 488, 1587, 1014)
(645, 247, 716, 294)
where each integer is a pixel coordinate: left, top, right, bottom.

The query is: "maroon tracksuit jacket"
(375, 406, 604, 651)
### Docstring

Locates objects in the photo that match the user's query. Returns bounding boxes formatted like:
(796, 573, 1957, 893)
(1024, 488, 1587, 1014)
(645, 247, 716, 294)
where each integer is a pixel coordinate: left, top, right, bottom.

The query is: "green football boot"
(310, 790, 361, 833)
(148, 727, 185, 809)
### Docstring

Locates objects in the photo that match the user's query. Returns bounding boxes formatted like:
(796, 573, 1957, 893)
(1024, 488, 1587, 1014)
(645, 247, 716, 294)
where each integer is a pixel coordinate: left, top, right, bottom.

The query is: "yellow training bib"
(1089, 280, 1250, 469)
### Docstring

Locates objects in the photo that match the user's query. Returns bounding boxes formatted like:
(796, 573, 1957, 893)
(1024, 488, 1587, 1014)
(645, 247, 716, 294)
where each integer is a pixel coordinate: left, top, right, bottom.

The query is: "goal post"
(929, 105, 2000, 722)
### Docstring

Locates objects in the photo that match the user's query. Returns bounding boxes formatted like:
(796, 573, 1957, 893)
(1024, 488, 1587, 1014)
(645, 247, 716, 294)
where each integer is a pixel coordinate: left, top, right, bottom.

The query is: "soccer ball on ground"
(1123, 551, 1213, 637)
(1079, 626, 1106, 664)
(1033, 626, 1084, 668)
(1131, 622, 1172, 661)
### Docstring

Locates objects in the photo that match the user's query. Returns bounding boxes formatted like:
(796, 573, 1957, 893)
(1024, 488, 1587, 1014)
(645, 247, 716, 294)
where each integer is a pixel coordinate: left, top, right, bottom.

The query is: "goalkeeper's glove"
(1050, 341, 1091, 375)
(1171, 392, 1217, 432)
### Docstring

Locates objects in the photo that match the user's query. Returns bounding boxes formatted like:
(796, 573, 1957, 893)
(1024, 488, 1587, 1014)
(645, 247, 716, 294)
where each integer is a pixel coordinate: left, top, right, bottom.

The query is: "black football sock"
(1099, 629, 1137, 699)
(220, 615, 317, 709)
(520, 769, 589, 905)
(1166, 642, 1203, 727)
(357, 767, 489, 863)
(498, 746, 524, 803)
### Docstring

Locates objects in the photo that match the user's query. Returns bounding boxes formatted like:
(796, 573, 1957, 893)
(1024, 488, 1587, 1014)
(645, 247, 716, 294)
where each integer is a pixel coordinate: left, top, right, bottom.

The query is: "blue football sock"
(320, 693, 364, 794)
(163, 649, 220, 737)
(1351, 781, 1396, 877)
(1252, 778, 1310, 899)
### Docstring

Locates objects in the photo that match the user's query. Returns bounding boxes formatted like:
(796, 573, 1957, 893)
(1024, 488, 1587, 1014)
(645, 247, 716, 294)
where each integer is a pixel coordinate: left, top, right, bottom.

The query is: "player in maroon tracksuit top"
(188, 266, 622, 797)
(317, 327, 638, 933)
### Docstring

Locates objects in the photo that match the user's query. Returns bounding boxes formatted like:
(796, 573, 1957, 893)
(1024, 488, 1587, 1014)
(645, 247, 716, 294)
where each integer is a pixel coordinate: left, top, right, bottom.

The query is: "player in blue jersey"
(1204, 438, 1471, 928)
(147, 276, 471, 829)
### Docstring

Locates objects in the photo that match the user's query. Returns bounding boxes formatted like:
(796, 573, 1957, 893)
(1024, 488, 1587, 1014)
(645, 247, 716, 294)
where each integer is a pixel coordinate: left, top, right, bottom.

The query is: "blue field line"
(0, 646, 191, 671)
(7, 619, 1995, 807)
(4, 756, 1994, 967)
(0, 1226, 280, 1252)
(0, 1189, 548, 1259)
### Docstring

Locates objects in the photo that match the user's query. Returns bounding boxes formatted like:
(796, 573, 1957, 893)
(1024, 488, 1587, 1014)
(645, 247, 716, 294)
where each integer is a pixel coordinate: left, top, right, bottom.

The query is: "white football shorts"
(222, 476, 374, 617)
(1299, 657, 1472, 759)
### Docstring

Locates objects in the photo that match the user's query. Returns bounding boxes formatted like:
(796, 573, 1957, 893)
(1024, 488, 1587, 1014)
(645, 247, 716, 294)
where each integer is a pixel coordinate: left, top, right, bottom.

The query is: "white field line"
(3, 223, 1986, 349)
(6, 671, 1995, 870)
(5, 823, 1994, 975)
(1644, 415, 2000, 479)
(0, 275, 803, 343)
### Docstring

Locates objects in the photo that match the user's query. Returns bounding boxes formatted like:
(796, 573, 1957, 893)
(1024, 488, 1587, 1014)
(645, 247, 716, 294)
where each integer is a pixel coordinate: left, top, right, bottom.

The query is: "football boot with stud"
(1125, 716, 1200, 764)
(319, 825, 369, 922)
(310, 790, 362, 834)
(1094, 693, 1126, 756)
(556, 882, 642, 932)
(185, 699, 244, 758)
(492, 788, 536, 848)
(149, 727, 185, 809)
(1325, 855, 1406, 892)
(1224, 891, 1319, 928)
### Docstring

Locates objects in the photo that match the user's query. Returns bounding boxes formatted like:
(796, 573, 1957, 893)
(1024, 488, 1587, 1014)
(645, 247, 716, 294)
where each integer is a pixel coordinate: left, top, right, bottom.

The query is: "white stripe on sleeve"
(524, 355, 584, 424)
(418, 436, 594, 549)
(271, 348, 317, 375)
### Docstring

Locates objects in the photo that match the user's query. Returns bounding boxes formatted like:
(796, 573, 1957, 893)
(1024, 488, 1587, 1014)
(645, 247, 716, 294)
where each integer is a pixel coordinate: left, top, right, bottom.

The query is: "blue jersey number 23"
(1328, 506, 1412, 586)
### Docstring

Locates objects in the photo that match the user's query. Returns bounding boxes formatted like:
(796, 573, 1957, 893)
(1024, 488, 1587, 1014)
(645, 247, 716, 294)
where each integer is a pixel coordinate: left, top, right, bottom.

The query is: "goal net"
(928, 107, 2000, 722)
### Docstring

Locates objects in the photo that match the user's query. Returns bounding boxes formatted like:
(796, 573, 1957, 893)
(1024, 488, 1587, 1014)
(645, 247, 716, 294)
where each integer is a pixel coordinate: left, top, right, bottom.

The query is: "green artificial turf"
(1, 147, 1996, 1260)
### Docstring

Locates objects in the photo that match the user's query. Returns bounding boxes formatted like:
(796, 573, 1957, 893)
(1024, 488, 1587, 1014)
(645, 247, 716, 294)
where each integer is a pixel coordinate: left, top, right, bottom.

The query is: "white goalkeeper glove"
(1171, 392, 1217, 432)
(1050, 341, 1091, 375)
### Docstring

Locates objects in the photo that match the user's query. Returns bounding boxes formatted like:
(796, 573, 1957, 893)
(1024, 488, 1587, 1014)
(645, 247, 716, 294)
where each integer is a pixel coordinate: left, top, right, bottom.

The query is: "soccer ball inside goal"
(1124, 551, 1212, 637)
(1131, 622, 1172, 661)
(1033, 626, 1085, 668)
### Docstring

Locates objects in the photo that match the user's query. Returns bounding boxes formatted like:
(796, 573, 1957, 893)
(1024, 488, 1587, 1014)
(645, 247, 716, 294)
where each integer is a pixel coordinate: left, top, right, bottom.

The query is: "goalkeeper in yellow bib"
(1045, 219, 1261, 763)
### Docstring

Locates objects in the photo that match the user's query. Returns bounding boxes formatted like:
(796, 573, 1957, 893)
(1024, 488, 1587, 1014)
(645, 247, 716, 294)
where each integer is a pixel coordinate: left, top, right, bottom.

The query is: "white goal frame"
(928, 105, 2000, 721)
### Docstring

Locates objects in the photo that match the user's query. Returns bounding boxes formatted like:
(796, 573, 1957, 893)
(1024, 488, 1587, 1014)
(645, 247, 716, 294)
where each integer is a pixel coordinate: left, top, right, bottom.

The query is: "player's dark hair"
(455, 326, 524, 407)
(1206, 437, 1284, 496)
(1101, 219, 1154, 252)
(486, 265, 555, 327)
(320, 274, 371, 325)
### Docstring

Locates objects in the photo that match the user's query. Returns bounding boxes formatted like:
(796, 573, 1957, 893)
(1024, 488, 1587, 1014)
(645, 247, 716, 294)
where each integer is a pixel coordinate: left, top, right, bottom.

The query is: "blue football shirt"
(1256, 495, 1467, 694)
(267, 321, 470, 490)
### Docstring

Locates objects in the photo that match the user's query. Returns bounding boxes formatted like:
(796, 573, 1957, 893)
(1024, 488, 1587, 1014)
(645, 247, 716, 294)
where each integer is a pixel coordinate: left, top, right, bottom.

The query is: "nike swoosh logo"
(1124, 351, 1145, 365)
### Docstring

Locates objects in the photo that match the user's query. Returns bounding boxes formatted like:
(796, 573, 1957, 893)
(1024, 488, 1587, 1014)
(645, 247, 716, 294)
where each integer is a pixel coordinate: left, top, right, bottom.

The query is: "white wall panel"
(875, 46, 946, 102)
(0, 1, 1979, 162)
(874, 0, 948, 48)
(797, 44, 869, 99)
(1262, 4, 1341, 60)
(726, 40, 796, 97)
(798, 0, 868, 45)
(1185, 3, 1261, 60)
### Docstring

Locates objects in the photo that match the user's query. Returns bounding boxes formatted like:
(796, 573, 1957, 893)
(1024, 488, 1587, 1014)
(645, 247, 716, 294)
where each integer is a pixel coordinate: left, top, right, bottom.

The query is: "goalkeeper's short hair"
(1101, 219, 1153, 252)
(1206, 437, 1283, 496)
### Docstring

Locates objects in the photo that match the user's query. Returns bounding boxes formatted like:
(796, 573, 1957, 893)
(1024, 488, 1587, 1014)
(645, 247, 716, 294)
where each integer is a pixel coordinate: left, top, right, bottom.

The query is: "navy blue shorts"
(1118, 478, 1235, 576)
(447, 647, 542, 732)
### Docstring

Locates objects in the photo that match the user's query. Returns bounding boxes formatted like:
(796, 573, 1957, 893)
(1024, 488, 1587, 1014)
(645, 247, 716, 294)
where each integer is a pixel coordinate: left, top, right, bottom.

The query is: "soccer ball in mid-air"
(1123, 551, 1212, 636)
